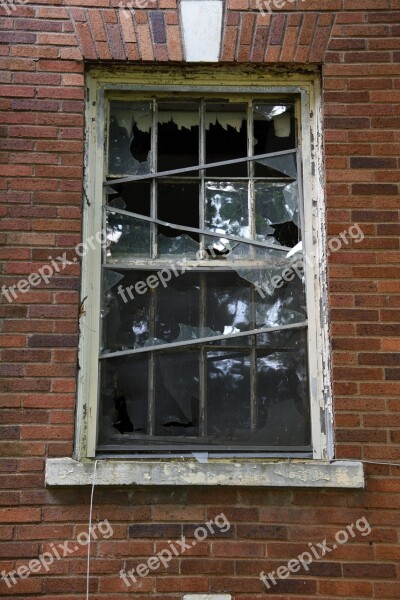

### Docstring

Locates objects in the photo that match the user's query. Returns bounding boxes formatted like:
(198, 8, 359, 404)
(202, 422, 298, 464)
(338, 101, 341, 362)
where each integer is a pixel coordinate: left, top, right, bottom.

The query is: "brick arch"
(221, 10, 335, 63)
(69, 7, 183, 61)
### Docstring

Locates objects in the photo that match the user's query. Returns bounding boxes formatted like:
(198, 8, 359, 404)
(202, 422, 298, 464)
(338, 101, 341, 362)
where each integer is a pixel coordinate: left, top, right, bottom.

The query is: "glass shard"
(108, 197, 127, 210)
(176, 324, 221, 342)
(206, 103, 247, 177)
(255, 181, 299, 246)
(157, 182, 200, 257)
(106, 211, 151, 259)
(205, 181, 249, 258)
(108, 101, 152, 176)
(254, 104, 296, 177)
(256, 152, 297, 178)
(157, 102, 199, 174)
(206, 271, 251, 345)
(158, 233, 199, 256)
(101, 270, 152, 353)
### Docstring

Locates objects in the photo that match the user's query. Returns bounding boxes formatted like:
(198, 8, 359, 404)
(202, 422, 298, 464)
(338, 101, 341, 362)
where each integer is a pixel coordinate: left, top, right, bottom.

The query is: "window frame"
(76, 67, 332, 462)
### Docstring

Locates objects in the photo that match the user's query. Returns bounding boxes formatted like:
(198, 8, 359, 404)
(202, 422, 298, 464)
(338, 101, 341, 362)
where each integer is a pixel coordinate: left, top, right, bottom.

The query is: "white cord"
(86, 459, 98, 600)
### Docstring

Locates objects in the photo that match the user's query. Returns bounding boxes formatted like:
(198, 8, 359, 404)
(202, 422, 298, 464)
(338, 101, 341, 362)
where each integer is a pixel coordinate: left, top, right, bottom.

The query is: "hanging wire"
(86, 459, 98, 600)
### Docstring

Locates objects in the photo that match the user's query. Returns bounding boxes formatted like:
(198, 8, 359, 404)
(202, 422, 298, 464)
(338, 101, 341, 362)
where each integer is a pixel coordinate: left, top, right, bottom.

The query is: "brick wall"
(1, 0, 400, 598)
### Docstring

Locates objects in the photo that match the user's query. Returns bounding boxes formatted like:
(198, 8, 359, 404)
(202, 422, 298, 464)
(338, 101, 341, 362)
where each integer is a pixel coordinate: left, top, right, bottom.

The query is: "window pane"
(154, 350, 200, 437)
(253, 104, 296, 177)
(98, 355, 149, 444)
(108, 101, 152, 176)
(157, 102, 199, 173)
(157, 182, 200, 257)
(155, 272, 200, 343)
(99, 94, 310, 453)
(206, 103, 248, 176)
(206, 351, 251, 439)
(106, 181, 151, 217)
(101, 270, 152, 353)
(106, 211, 151, 260)
(256, 329, 310, 446)
(255, 181, 300, 246)
(255, 152, 297, 179)
(206, 271, 252, 345)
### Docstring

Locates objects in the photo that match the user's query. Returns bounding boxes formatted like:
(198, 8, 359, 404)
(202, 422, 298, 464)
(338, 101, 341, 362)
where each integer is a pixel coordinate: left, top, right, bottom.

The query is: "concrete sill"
(46, 458, 364, 488)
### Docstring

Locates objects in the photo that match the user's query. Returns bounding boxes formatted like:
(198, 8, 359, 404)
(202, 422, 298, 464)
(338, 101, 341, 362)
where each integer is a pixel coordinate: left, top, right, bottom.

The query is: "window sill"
(45, 458, 364, 488)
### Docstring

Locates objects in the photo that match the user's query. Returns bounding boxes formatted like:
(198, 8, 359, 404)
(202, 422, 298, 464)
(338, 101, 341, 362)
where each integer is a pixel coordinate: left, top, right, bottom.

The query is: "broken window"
(97, 97, 311, 453)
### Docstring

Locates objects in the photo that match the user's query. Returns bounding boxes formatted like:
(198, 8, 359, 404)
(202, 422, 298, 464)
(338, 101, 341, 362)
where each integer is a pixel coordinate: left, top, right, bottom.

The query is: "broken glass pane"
(206, 351, 251, 438)
(155, 272, 200, 343)
(108, 197, 126, 210)
(254, 104, 296, 177)
(103, 269, 125, 293)
(154, 350, 200, 437)
(106, 211, 151, 260)
(256, 329, 310, 446)
(100, 264, 307, 355)
(255, 181, 299, 245)
(205, 181, 249, 236)
(101, 269, 125, 319)
(206, 103, 248, 177)
(176, 324, 221, 342)
(97, 354, 149, 444)
(205, 181, 249, 258)
(106, 181, 151, 217)
(254, 104, 295, 147)
(101, 270, 152, 353)
(157, 102, 199, 174)
(256, 152, 297, 179)
(108, 101, 152, 177)
(206, 271, 251, 345)
(157, 182, 200, 257)
(158, 234, 200, 256)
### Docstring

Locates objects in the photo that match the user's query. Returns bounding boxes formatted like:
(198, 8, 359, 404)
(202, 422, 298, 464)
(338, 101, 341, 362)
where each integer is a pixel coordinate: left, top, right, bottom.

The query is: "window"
(79, 69, 331, 461)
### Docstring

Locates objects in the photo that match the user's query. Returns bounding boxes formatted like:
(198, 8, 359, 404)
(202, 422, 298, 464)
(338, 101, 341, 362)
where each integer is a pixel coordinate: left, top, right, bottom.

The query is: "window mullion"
(199, 100, 206, 437)
(199, 273, 206, 437)
(199, 99, 205, 258)
(151, 98, 158, 259)
(248, 100, 257, 434)
(148, 98, 158, 437)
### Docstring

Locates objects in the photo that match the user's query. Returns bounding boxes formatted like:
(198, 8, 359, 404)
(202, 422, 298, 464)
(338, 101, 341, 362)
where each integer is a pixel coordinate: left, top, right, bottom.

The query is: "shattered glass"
(106, 181, 151, 217)
(205, 181, 249, 258)
(106, 211, 151, 259)
(108, 101, 152, 176)
(255, 181, 300, 246)
(206, 103, 248, 177)
(101, 269, 125, 319)
(157, 102, 199, 174)
(100, 268, 306, 355)
(157, 182, 200, 257)
(99, 96, 311, 452)
(253, 104, 296, 177)
(206, 272, 251, 346)
(256, 152, 297, 179)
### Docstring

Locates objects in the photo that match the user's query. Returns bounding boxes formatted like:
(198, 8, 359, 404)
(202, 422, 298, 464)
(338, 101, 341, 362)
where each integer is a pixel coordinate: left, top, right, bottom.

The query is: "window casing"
(78, 69, 332, 461)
